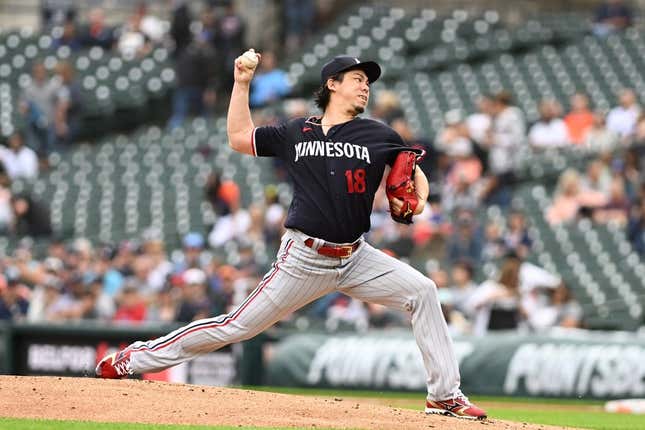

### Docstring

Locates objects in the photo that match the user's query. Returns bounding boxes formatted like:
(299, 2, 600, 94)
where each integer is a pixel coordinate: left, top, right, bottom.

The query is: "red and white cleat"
(425, 395, 487, 420)
(95, 348, 133, 379)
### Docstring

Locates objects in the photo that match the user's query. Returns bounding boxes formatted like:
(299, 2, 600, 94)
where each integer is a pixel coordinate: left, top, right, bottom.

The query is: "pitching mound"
(0, 376, 571, 429)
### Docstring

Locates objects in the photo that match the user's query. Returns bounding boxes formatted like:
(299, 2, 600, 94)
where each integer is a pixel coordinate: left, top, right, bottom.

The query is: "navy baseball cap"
(320, 56, 381, 85)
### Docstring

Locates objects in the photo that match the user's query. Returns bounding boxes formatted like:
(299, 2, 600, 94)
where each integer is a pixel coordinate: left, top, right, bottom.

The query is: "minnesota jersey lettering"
(294, 141, 371, 163)
(253, 116, 415, 243)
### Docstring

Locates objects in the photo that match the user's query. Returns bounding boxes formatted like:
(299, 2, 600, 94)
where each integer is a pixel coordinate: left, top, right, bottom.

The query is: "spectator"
(0, 274, 29, 321)
(170, 0, 193, 58)
(139, 230, 173, 295)
(173, 232, 207, 273)
(204, 172, 232, 216)
(435, 110, 477, 183)
(633, 113, 645, 146)
(79, 8, 116, 50)
(546, 168, 608, 225)
(623, 148, 643, 199)
(0, 131, 39, 180)
(466, 94, 493, 171)
(528, 284, 583, 331)
(209, 264, 239, 315)
(381, 223, 415, 259)
(466, 95, 493, 148)
(627, 197, 645, 255)
(425, 260, 452, 315)
(0, 168, 13, 233)
(117, 7, 153, 58)
(580, 159, 612, 196)
(325, 295, 369, 332)
(503, 210, 532, 259)
(481, 90, 525, 207)
(449, 260, 478, 318)
(40, 0, 77, 30)
(528, 98, 569, 150)
(47, 273, 95, 321)
(112, 279, 147, 323)
(466, 258, 522, 336)
(366, 301, 407, 328)
(564, 92, 595, 145)
(441, 174, 479, 215)
(283, 0, 316, 54)
(208, 181, 251, 248)
(594, 176, 630, 225)
(213, 2, 246, 94)
(11, 193, 53, 237)
(410, 194, 451, 261)
(481, 220, 506, 262)
(93, 244, 124, 298)
(250, 51, 292, 108)
(147, 284, 179, 323)
(593, 0, 633, 37)
(52, 61, 82, 146)
(176, 268, 212, 322)
(584, 110, 619, 151)
(168, 34, 217, 129)
(606, 88, 641, 141)
(371, 90, 404, 125)
(26, 276, 64, 322)
(20, 62, 60, 158)
(446, 209, 483, 265)
(52, 18, 82, 51)
(135, 2, 165, 44)
(263, 185, 286, 246)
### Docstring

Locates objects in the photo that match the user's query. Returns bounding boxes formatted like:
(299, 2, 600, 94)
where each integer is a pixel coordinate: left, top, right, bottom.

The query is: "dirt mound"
(0, 376, 573, 429)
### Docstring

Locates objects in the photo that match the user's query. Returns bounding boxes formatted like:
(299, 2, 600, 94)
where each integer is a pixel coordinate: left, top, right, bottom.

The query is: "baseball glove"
(386, 150, 419, 224)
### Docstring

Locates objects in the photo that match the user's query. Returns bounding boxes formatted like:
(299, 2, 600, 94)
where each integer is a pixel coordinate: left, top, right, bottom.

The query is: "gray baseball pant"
(126, 228, 461, 400)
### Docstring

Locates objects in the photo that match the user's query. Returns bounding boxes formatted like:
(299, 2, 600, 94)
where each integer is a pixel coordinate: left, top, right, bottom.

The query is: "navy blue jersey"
(253, 116, 417, 243)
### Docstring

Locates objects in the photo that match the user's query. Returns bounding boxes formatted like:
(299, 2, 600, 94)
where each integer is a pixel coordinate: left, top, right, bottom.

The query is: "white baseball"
(240, 49, 259, 70)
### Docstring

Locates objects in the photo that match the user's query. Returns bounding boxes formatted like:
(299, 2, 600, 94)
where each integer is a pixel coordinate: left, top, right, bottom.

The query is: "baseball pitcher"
(96, 51, 487, 420)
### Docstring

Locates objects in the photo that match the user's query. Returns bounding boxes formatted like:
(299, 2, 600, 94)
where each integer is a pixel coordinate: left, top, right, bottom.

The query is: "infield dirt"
(0, 375, 578, 429)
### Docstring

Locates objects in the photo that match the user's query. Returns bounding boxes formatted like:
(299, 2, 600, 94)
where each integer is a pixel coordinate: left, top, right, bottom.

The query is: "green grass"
(487, 408, 645, 430)
(250, 386, 643, 430)
(0, 418, 341, 430)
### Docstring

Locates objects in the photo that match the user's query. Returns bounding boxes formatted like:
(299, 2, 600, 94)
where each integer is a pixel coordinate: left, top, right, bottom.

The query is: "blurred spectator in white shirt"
(449, 260, 478, 319)
(79, 7, 116, 50)
(606, 88, 640, 140)
(208, 181, 251, 248)
(466, 258, 522, 336)
(585, 110, 619, 151)
(0, 132, 38, 180)
(528, 284, 583, 331)
(466, 95, 493, 146)
(529, 99, 569, 149)
(580, 158, 612, 196)
(481, 91, 525, 207)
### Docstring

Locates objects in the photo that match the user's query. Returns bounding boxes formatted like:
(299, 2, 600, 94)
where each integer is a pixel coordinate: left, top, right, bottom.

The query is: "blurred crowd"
(10, 1, 306, 162)
(4, 81, 644, 336)
(1, 1, 644, 335)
